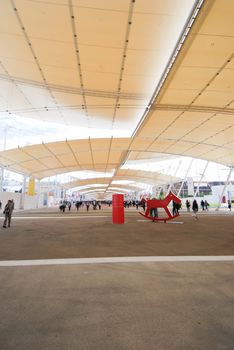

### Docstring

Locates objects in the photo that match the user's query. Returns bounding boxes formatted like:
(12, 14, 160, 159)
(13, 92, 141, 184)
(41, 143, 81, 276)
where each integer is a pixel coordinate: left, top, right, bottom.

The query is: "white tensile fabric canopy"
(1, 0, 234, 194)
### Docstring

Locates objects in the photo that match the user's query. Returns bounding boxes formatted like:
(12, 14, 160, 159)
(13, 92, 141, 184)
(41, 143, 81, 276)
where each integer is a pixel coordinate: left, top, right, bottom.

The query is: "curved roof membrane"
(1, 0, 234, 193)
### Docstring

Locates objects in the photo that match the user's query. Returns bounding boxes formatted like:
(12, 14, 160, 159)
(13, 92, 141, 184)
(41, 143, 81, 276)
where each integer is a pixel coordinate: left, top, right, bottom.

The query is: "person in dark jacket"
(3, 199, 14, 228)
(185, 199, 191, 212)
(200, 199, 205, 211)
(192, 199, 199, 220)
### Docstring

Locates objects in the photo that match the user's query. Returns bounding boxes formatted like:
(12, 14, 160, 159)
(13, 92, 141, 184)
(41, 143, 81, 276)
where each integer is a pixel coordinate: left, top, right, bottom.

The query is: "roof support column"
(47, 177, 50, 208)
(37, 180, 41, 209)
(0, 166, 4, 192)
(152, 186, 157, 198)
(177, 159, 194, 198)
(194, 161, 209, 198)
(20, 175, 27, 210)
(216, 167, 233, 211)
(167, 160, 182, 195)
(0, 127, 7, 192)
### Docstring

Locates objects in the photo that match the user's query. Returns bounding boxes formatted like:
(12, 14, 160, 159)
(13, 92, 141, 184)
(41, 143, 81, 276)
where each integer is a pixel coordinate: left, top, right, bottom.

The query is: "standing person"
(228, 199, 232, 211)
(62, 200, 66, 212)
(200, 199, 205, 211)
(68, 201, 71, 211)
(192, 199, 199, 220)
(141, 199, 146, 212)
(86, 201, 90, 212)
(204, 200, 209, 210)
(3, 199, 14, 228)
(185, 199, 191, 212)
(172, 200, 178, 216)
(0, 200, 2, 210)
(176, 201, 182, 213)
(150, 198, 158, 221)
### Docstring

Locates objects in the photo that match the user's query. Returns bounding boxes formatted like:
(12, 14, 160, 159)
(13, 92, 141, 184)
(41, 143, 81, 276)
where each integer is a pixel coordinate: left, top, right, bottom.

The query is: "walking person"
(200, 199, 205, 211)
(0, 200, 2, 210)
(68, 201, 72, 211)
(185, 199, 191, 212)
(3, 199, 14, 228)
(192, 199, 199, 220)
(75, 201, 79, 211)
(228, 199, 232, 211)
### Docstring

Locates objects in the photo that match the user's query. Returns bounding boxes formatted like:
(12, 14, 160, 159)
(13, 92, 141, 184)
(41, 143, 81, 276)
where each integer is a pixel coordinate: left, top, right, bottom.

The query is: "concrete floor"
(0, 262, 234, 350)
(0, 208, 233, 349)
(0, 208, 234, 259)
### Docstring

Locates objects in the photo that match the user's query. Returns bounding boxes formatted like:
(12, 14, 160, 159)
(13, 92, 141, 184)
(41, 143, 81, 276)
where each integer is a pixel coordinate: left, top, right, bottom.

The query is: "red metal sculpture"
(139, 191, 181, 223)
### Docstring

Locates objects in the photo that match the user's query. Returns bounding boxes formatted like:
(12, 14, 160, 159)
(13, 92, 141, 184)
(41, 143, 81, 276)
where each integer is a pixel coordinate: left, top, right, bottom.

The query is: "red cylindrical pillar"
(112, 194, 124, 224)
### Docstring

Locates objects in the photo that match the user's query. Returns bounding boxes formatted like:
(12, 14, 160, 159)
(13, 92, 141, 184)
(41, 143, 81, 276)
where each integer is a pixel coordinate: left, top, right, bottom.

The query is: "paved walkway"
(0, 208, 233, 349)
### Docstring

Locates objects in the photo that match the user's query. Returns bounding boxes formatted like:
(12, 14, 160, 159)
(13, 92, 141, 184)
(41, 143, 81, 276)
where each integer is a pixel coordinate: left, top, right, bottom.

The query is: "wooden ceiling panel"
(41, 65, 80, 88)
(198, 0, 234, 37)
(193, 90, 234, 108)
(74, 6, 127, 47)
(2, 57, 42, 82)
(165, 66, 217, 91)
(31, 39, 77, 71)
(80, 46, 122, 76)
(167, 141, 193, 155)
(82, 71, 118, 91)
(147, 139, 176, 153)
(183, 144, 215, 157)
(158, 89, 199, 105)
(182, 34, 234, 68)
(57, 154, 77, 167)
(207, 69, 234, 94)
(16, 0, 72, 41)
(68, 139, 90, 153)
(45, 141, 70, 155)
(129, 138, 151, 152)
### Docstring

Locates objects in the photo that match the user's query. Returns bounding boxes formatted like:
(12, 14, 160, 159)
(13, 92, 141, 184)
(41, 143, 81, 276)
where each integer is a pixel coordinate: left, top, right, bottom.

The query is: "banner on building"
(187, 177, 194, 196)
(28, 176, 35, 196)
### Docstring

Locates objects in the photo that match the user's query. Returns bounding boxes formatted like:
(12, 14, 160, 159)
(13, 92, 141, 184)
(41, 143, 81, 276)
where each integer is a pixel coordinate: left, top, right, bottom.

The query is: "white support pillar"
(0, 127, 8, 192)
(152, 186, 157, 198)
(0, 166, 4, 192)
(156, 186, 161, 198)
(194, 161, 209, 198)
(37, 180, 41, 209)
(177, 159, 194, 197)
(20, 175, 27, 210)
(216, 167, 233, 211)
(167, 160, 182, 195)
(47, 177, 50, 208)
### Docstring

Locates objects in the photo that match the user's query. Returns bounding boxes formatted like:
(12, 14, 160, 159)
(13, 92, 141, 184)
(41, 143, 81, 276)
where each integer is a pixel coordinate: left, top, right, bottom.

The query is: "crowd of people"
(58, 199, 149, 213)
(58, 197, 233, 217)
(0, 195, 232, 228)
(59, 199, 104, 212)
(185, 199, 210, 212)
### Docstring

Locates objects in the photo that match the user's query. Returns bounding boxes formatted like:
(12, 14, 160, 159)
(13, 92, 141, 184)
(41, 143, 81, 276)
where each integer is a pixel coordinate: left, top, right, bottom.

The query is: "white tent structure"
(1, 0, 234, 198)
